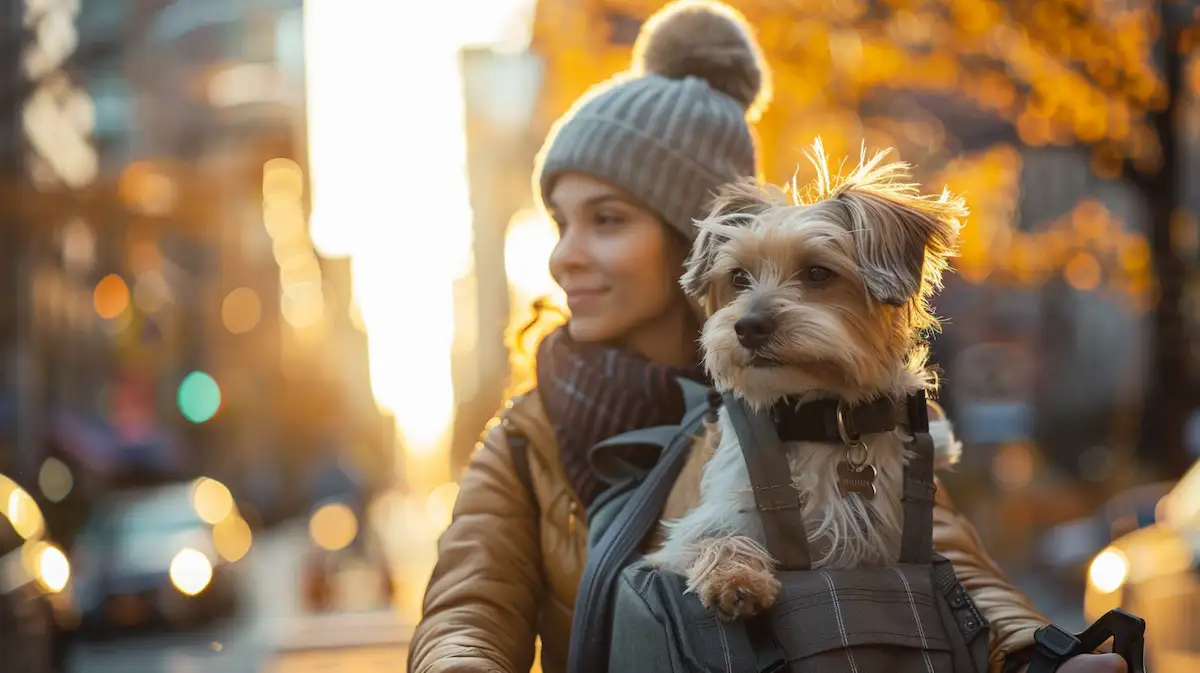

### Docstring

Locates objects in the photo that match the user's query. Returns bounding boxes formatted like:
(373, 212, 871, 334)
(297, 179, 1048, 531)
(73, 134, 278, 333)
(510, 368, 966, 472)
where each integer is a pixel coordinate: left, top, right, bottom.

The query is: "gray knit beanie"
(534, 0, 772, 243)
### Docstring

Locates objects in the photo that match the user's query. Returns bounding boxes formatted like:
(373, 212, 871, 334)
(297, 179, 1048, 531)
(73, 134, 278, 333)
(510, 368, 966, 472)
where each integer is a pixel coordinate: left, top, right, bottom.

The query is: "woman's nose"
(549, 225, 590, 277)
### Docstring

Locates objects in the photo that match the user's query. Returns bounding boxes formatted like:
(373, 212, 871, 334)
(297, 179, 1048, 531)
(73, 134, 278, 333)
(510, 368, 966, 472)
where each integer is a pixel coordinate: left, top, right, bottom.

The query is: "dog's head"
(683, 140, 967, 408)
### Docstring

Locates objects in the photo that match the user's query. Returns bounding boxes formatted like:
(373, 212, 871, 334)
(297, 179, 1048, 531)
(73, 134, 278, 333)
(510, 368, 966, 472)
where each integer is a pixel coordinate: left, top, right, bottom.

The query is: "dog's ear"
(835, 187, 964, 307)
(681, 179, 776, 303)
(680, 225, 724, 301)
(802, 140, 965, 307)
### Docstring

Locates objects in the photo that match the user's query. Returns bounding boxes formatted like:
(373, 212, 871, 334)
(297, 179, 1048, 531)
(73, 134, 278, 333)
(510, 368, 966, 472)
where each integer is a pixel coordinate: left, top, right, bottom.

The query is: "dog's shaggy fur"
(644, 140, 968, 620)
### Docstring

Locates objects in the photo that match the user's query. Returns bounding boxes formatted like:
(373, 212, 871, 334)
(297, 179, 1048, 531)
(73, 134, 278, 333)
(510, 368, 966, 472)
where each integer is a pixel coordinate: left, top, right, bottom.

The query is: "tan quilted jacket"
(408, 393, 1046, 673)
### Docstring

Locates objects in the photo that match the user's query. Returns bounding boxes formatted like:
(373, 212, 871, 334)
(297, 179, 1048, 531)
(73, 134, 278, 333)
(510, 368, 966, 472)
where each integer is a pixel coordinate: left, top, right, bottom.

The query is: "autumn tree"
(531, 0, 1199, 477)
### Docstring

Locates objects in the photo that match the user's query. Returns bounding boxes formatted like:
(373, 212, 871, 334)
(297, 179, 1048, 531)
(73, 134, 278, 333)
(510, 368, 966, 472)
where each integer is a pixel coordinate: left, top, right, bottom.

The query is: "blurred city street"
(65, 521, 298, 673)
(2, 0, 1199, 671)
(53, 498, 1093, 673)
(64, 493, 421, 673)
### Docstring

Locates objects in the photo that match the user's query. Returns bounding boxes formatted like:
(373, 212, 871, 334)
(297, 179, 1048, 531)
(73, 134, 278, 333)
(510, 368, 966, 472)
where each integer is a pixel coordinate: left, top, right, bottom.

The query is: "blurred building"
(0, 0, 394, 526)
(0, 0, 27, 477)
(452, 48, 544, 476)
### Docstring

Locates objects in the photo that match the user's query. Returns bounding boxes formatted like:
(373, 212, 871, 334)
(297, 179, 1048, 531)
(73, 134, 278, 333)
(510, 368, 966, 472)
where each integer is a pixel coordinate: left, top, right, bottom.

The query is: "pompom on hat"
(633, 0, 771, 119)
(534, 0, 772, 243)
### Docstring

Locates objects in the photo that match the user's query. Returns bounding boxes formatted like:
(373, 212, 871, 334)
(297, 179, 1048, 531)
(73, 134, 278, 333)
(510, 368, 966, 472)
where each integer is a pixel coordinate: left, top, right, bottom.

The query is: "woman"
(408, 2, 1123, 673)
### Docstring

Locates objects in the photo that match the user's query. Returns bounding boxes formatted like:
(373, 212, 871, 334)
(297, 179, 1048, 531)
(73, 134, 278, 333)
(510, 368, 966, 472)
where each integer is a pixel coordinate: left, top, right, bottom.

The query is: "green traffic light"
(178, 371, 221, 423)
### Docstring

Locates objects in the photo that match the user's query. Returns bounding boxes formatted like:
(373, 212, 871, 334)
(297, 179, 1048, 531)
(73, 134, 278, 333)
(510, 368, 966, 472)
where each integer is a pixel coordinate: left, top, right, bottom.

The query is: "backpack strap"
(567, 379, 713, 673)
(587, 378, 714, 486)
(723, 392, 813, 571)
(502, 418, 539, 516)
(589, 425, 685, 485)
(898, 391, 936, 565)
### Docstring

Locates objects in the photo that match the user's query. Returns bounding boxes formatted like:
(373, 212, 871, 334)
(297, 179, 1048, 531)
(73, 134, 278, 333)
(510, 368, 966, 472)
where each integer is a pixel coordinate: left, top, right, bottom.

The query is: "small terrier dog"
(645, 140, 967, 620)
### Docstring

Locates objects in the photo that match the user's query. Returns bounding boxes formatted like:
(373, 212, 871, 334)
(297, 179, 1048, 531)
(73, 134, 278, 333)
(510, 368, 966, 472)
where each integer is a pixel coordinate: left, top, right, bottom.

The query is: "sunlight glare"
(505, 209, 564, 303)
(305, 0, 481, 463)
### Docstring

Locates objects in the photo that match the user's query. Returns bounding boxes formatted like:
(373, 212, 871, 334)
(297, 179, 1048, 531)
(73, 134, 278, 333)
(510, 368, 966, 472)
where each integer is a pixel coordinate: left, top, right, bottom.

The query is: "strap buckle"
(1034, 623, 1082, 660)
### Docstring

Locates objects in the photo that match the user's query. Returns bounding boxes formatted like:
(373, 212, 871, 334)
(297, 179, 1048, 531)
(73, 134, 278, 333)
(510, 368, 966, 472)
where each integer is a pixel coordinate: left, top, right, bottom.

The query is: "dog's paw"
(694, 565, 780, 620)
(685, 536, 780, 621)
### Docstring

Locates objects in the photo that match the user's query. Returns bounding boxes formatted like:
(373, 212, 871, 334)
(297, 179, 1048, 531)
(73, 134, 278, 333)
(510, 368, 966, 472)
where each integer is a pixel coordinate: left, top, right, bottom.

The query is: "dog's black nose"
(734, 311, 776, 350)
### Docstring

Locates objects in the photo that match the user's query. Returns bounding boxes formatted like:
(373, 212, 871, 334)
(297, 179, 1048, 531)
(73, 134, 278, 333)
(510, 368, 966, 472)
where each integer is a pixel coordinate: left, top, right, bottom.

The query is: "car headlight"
(169, 547, 213, 596)
(36, 544, 70, 593)
(1088, 547, 1129, 594)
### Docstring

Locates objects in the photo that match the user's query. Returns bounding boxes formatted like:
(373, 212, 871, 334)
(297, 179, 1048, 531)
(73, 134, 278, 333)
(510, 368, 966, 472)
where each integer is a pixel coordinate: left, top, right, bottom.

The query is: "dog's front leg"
(684, 534, 780, 620)
(645, 423, 780, 620)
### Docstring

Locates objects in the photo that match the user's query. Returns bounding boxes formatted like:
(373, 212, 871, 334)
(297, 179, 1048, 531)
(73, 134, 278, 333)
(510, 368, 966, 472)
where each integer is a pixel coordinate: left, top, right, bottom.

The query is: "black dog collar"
(770, 391, 929, 445)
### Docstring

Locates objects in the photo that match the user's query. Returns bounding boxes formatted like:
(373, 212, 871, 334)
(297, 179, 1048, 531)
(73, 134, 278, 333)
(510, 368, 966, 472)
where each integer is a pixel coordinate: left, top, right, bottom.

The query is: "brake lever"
(1072, 609, 1147, 673)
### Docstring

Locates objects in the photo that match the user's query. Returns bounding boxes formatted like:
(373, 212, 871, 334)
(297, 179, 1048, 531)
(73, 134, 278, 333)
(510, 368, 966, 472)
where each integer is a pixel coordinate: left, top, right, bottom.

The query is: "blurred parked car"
(0, 473, 72, 673)
(1034, 479, 1175, 585)
(68, 479, 249, 637)
(301, 496, 393, 613)
(1084, 460, 1200, 670)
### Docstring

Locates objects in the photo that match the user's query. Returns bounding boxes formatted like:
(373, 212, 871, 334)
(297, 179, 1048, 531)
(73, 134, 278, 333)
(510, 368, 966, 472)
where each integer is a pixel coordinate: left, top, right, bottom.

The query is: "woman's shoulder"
(491, 388, 556, 456)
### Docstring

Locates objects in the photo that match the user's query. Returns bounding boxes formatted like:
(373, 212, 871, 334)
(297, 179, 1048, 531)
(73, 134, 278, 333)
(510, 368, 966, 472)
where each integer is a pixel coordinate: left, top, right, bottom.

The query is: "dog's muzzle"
(734, 311, 775, 351)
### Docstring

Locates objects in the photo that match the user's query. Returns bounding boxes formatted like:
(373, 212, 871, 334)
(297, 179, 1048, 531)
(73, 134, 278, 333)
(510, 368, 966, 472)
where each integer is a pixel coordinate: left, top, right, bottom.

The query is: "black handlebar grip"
(1076, 609, 1147, 673)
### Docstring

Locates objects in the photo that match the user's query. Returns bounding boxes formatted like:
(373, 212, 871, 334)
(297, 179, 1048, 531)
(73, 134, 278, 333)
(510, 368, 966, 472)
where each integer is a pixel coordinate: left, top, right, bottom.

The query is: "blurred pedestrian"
(408, 2, 1107, 672)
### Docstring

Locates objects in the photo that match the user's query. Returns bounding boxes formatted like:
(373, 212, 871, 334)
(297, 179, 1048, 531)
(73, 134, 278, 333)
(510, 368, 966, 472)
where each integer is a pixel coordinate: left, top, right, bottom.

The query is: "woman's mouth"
(565, 288, 609, 312)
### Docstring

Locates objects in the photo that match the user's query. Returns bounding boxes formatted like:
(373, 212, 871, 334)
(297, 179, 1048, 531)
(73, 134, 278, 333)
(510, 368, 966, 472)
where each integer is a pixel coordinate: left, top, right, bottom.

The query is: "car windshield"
(115, 502, 201, 539)
(80, 486, 202, 545)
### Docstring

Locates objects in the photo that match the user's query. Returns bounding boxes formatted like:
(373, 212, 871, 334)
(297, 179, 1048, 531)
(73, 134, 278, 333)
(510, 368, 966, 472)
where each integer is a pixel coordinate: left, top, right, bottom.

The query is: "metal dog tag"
(837, 461, 877, 499)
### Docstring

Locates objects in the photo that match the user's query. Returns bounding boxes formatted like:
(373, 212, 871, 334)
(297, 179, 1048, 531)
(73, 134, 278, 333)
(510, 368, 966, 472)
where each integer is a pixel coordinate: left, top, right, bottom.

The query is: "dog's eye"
(731, 268, 753, 291)
(806, 266, 835, 283)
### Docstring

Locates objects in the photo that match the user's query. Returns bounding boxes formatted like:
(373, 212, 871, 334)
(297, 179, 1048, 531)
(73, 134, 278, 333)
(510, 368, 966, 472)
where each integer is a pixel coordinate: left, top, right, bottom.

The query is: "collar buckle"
(836, 400, 863, 448)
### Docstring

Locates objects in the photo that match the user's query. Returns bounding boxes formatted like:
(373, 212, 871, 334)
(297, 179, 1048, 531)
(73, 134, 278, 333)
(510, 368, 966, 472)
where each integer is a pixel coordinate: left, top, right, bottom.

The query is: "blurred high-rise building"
(1, 0, 393, 522)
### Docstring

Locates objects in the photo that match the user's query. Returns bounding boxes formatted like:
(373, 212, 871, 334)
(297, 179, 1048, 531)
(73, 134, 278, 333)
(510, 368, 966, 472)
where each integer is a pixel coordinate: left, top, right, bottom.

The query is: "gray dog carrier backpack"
(603, 390, 992, 673)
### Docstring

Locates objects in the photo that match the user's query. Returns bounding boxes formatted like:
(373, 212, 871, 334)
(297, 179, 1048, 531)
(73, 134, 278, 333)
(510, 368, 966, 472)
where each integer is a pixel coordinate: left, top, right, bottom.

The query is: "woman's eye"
(731, 268, 753, 291)
(594, 212, 626, 228)
(806, 266, 835, 283)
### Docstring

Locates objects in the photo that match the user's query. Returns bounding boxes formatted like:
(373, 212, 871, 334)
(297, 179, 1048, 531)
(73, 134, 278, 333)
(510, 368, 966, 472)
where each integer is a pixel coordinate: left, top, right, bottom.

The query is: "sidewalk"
(365, 488, 441, 627)
(262, 506, 417, 673)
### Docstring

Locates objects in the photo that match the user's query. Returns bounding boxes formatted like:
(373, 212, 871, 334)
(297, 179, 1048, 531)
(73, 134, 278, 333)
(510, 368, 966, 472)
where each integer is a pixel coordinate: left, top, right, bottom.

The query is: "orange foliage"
(530, 0, 1171, 306)
(531, 0, 1169, 181)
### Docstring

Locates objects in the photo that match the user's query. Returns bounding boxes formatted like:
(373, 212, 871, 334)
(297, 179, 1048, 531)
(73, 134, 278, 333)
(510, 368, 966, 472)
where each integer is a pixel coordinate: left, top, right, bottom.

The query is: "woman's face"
(547, 173, 693, 355)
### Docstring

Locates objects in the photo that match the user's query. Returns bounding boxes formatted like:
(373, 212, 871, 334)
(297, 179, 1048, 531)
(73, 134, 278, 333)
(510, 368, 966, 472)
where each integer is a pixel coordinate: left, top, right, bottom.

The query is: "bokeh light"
(262, 157, 305, 202)
(993, 442, 1035, 490)
(222, 287, 263, 334)
(37, 544, 70, 593)
(133, 271, 170, 313)
(177, 371, 222, 423)
(37, 457, 73, 503)
(3, 483, 44, 540)
(1065, 252, 1103, 291)
(61, 218, 95, 272)
(213, 515, 253, 563)
(192, 477, 235, 525)
(169, 548, 213, 597)
(93, 273, 130, 319)
(308, 502, 358, 552)
(1088, 548, 1130, 594)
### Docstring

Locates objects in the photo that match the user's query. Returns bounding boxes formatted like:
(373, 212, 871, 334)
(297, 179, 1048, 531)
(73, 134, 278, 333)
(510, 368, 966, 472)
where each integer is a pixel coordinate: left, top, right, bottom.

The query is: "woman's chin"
(567, 317, 623, 344)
